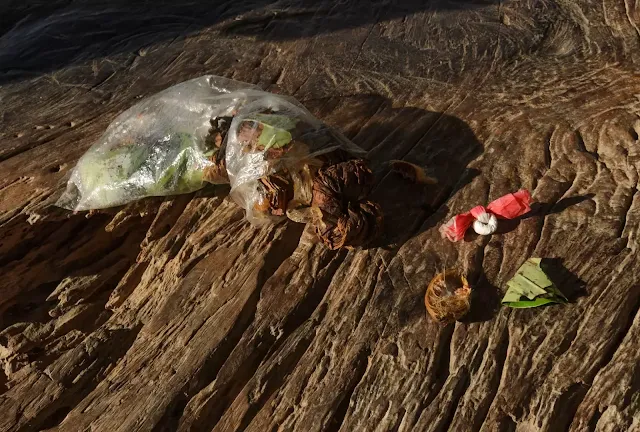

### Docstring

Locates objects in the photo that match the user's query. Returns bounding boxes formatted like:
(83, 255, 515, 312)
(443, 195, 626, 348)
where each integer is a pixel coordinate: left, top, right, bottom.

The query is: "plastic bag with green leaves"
(57, 75, 365, 220)
(56, 75, 264, 211)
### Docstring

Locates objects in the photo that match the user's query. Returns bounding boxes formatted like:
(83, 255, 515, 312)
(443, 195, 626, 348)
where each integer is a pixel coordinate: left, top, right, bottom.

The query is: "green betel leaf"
(257, 123, 293, 150)
(502, 258, 569, 308)
(247, 114, 298, 151)
(75, 143, 151, 208)
(149, 133, 204, 195)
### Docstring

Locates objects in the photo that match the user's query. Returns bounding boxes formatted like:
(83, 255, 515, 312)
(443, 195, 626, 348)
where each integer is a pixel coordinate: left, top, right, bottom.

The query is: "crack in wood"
(325, 347, 371, 432)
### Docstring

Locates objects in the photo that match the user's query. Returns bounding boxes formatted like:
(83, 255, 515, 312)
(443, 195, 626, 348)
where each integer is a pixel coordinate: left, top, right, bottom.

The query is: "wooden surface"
(1, 1, 639, 431)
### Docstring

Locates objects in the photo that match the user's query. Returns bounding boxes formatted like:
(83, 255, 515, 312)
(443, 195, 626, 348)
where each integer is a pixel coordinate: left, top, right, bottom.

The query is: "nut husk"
(203, 154, 229, 184)
(311, 159, 383, 250)
(425, 270, 471, 324)
(314, 200, 383, 249)
(253, 173, 294, 217)
(204, 112, 383, 249)
(286, 201, 323, 224)
(203, 116, 233, 184)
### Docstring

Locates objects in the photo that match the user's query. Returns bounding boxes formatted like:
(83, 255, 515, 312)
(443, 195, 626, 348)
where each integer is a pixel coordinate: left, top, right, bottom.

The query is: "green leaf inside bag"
(79, 145, 148, 187)
(502, 258, 568, 308)
(76, 144, 150, 207)
(149, 133, 204, 194)
(247, 113, 299, 151)
(75, 132, 205, 208)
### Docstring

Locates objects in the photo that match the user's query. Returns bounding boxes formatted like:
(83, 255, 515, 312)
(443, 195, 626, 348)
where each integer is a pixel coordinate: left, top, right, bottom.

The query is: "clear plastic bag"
(225, 94, 365, 225)
(57, 75, 366, 226)
(57, 75, 262, 211)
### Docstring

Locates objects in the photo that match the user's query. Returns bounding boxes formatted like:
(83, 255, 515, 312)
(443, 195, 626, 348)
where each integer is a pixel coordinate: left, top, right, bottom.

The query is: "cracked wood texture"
(1, 1, 640, 431)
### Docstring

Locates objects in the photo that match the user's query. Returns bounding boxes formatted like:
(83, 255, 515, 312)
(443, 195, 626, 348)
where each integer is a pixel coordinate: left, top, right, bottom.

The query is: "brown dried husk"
(203, 116, 232, 184)
(425, 270, 471, 324)
(238, 121, 264, 152)
(311, 159, 383, 250)
(314, 200, 383, 250)
(253, 173, 294, 217)
(205, 112, 383, 248)
(203, 151, 229, 184)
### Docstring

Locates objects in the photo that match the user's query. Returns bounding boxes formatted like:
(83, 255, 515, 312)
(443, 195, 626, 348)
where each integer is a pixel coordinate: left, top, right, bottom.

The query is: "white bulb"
(473, 212, 498, 235)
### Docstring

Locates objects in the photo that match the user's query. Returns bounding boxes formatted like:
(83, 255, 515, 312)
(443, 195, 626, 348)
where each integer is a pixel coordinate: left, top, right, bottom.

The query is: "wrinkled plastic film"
(225, 95, 365, 225)
(57, 75, 368, 225)
(57, 75, 260, 211)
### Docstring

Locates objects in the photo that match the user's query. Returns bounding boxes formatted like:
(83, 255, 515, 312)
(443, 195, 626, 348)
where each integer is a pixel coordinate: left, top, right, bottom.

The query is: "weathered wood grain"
(1, 1, 639, 431)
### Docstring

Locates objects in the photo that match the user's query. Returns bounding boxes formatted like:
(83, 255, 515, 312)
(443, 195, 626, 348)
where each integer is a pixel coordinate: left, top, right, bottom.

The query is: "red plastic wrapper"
(440, 190, 532, 241)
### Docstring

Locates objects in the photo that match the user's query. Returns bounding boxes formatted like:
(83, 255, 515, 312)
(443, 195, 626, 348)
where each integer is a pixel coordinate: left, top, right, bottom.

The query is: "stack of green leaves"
(502, 258, 568, 308)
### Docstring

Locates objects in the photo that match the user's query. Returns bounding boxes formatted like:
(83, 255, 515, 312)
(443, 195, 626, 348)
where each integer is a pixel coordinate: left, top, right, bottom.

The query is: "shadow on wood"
(495, 194, 596, 236)
(0, 212, 152, 330)
(347, 95, 484, 249)
(540, 257, 588, 302)
(0, 0, 501, 85)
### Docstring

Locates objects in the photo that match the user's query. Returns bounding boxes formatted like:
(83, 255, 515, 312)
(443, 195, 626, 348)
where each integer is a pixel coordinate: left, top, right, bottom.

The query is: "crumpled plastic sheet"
(57, 75, 365, 225)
